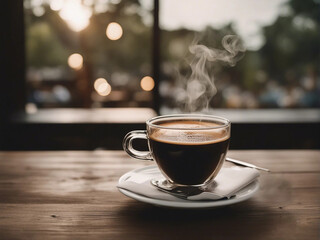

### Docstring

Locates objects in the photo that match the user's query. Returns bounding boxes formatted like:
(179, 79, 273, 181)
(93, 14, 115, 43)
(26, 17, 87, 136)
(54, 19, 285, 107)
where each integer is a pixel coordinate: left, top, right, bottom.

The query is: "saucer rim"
(118, 166, 259, 209)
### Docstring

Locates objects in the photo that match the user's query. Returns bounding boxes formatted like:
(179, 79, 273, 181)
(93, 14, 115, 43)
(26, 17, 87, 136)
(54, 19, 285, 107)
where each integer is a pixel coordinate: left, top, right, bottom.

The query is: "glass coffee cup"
(123, 114, 230, 187)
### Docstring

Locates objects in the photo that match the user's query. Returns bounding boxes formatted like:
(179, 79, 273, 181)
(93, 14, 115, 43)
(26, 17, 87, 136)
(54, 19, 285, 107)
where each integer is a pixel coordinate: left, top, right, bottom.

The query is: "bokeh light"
(59, 0, 92, 32)
(25, 103, 38, 114)
(94, 78, 112, 96)
(33, 6, 45, 16)
(50, 0, 64, 11)
(106, 22, 123, 40)
(68, 53, 83, 70)
(140, 76, 155, 91)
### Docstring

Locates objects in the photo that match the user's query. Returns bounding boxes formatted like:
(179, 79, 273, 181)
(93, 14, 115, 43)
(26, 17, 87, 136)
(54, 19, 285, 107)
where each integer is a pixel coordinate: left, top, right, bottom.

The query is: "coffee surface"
(150, 120, 228, 145)
(149, 120, 230, 185)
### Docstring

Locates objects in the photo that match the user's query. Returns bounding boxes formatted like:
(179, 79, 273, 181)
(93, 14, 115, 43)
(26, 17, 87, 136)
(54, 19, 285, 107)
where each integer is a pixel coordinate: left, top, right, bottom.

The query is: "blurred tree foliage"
(261, 0, 320, 81)
(26, 14, 70, 67)
(25, 0, 152, 77)
(24, 0, 319, 108)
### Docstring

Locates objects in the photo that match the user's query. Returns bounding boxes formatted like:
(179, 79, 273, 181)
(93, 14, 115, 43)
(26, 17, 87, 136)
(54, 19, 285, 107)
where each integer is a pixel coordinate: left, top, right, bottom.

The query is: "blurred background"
(0, 0, 319, 150)
(23, 0, 319, 112)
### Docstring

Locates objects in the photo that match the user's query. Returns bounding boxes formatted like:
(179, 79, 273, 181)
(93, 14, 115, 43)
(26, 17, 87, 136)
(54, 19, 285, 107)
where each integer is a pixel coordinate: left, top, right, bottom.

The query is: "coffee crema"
(149, 120, 230, 185)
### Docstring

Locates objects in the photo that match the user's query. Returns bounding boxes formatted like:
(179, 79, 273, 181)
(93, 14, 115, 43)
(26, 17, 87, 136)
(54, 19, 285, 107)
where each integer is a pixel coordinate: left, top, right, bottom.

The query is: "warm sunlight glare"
(68, 53, 83, 70)
(59, 0, 92, 32)
(50, 0, 64, 11)
(94, 78, 112, 96)
(106, 22, 123, 40)
(140, 76, 155, 91)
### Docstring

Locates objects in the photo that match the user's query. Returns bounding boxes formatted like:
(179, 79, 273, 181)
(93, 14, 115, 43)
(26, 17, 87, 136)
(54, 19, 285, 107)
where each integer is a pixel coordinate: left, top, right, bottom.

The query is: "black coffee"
(149, 120, 230, 185)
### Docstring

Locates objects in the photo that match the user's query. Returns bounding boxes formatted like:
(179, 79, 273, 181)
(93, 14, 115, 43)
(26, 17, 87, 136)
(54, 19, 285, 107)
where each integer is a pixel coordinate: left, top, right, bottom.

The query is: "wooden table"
(0, 150, 319, 239)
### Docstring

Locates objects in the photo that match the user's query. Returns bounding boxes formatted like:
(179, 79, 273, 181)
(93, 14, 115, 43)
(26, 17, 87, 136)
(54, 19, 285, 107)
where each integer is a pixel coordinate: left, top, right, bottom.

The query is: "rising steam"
(183, 35, 246, 112)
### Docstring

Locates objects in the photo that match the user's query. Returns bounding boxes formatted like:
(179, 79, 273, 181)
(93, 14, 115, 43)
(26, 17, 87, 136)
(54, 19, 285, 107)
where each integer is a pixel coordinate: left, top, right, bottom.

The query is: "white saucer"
(118, 166, 259, 209)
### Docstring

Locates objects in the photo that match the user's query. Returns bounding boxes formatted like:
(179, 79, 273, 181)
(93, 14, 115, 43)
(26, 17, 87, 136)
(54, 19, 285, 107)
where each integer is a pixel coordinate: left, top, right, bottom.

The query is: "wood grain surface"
(0, 150, 319, 240)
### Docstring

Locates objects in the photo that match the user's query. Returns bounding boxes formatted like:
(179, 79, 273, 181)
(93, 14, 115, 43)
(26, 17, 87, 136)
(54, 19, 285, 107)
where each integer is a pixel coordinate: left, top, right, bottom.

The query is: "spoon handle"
(226, 157, 270, 172)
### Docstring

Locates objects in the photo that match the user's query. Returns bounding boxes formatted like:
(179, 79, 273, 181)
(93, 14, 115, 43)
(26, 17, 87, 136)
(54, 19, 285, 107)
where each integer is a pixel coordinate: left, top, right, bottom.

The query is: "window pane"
(24, 0, 153, 110)
(159, 0, 320, 113)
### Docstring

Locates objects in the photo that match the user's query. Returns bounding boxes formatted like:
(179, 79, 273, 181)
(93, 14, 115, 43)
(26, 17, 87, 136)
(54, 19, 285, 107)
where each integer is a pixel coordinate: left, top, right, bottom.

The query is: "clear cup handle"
(122, 130, 153, 161)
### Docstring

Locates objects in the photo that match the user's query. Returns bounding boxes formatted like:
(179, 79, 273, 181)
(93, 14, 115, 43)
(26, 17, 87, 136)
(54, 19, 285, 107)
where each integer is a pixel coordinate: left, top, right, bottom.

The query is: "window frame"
(0, 0, 319, 150)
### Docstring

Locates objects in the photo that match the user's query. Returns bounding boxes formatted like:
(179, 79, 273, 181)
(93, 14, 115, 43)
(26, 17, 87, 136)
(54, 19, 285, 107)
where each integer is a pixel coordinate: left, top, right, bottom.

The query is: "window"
(24, 0, 154, 110)
(24, 0, 320, 113)
(158, 0, 320, 113)
(1, 0, 319, 150)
